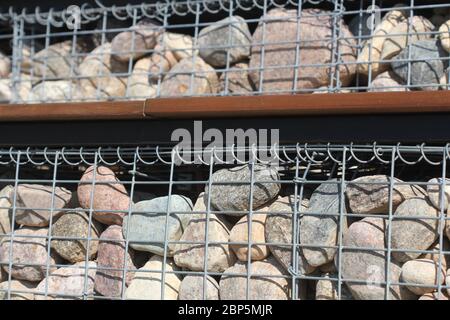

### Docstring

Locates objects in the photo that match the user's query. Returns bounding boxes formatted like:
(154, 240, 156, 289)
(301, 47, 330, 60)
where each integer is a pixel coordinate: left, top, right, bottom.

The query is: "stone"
(390, 197, 439, 263)
(249, 8, 356, 93)
(315, 273, 353, 300)
(419, 291, 449, 300)
(420, 239, 450, 271)
(111, 21, 161, 62)
(0, 280, 36, 300)
(369, 71, 408, 92)
(92, 18, 132, 47)
(219, 258, 289, 300)
(78, 43, 128, 100)
(159, 57, 219, 97)
(198, 16, 251, 67)
(51, 210, 102, 263)
(32, 41, 79, 80)
(346, 175, 426, 214)
(0, 74, 32, 103)
(265, 196, 315, 274)
(349, 12, 380, 38)
(300, 180, 347, 267)
(159, 32, 197, 60)
(0, 78, 11, 102)
(35, 261, 96, 300)
(357, 9, 407, 77)
(219, 62, 255, 94)
(147, 44, 178, 83)
(340, 217, 416, 300)
(94, 225, 137, 298)
(205, 164, 280, 215)
(0, 185, 12, 235)
(19, 42, 44, 75)
(127, 56, 157, 99)
(28, 80, 84, 103)
(401, 259, 445, 295)
(0, 227, 57, 282)
(427, 177, 450, 211)
(392, 40, 446, 91)
(12, 184, 72, 227)
(125, 255, 181, 300)
(229, 210, 269, 261)
(78, 165, 131, 225)
(0, 52, 10, 78)
(439, 20, 450, 53)
(381, 16, 434, 61)
(178, 275, 219, 300)
(173, 193, 235, 272)
(123, 195, 193, 256)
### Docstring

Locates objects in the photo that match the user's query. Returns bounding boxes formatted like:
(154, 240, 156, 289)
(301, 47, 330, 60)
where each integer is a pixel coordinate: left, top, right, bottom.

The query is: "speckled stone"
(315, 273, 353, 300)
(265, 196, 315, 274)
(178, 275, 219, 300)
(28, 80, 84, 103)
(219, 258, 289, 300)
(401, 259, 445, 295)
(94, 225, 137, 298)
(35, 261, 96, 300)
(392, 40, 446, 91)
(427, 178, 450, 211)
(159, 57, 219, 97)
(300, 180, 347, 267)
(78, 165, 131, 225)
(125, 255, 181, 300)
(123, 195, 193, 256)
(346, 175, 426, 214)
(174, 193, 235, 272)
(0, 52, 10, 78)
(219, 62, 255, 94)
(249, 8, 356, 93)
(340, 217, 416, 300)
(439, 20, 450, 53)
(419, 291, 449, 300)
(369, 71, 408, 92)
(390, 197, 439, 263)
(51, 210, 102, 263)
(0, 227, 57, 282)
(159, 32, 197, 61)
(12, 184, 72, 227)
(0, 185, 12, 234)
(205, 164, 281, 215)
(0, 280, 36, 300)
(198, 16, 251, 67)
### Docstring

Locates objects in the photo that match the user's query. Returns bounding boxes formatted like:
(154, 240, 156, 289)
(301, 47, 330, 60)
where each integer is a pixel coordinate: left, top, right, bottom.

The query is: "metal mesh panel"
(0, 0, 447, 103)
(0, 143, 448, 300)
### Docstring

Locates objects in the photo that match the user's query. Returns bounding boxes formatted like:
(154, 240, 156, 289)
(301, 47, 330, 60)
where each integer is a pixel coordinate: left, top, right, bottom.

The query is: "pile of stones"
(1, 5, 450, 103)
(0, 163, 449, 300)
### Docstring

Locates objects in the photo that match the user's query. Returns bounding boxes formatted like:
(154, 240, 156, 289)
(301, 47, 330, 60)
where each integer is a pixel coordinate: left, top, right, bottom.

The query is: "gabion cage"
(0, 0, 448, 103)
(0, 144, 448, 300)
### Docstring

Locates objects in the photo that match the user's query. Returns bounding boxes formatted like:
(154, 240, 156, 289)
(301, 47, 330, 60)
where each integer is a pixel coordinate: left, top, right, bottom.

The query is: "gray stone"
(198, 16, 251, 67)
(159, 57, 219, 97)
(28, 80, 84, 103)
(219, 62, 255, 94)
(249, 8, 356, 93)
(390, 197, 439, 263)
(427, 177, 450, 211)
(340, 217, 416, 300)
(13, 184, 72, 227)
(51, 210, 102, 263)
(315, 273, 353, 300)
(125, 255, 181, 300)
(219, 258, 289, 300)
(0, 227, 57, 282)
(265, 196, 315, 274)
(159, 32, 197, 61)
(94, 225, 137, 298)
(392, 40, 446, 91)
(123, 195, 193, 256)
(401, 259, 445, 295)
(178, 275, 219, 300)
(346, 175, 426, 214)
(35, 261, 96, 300)
(173, 193, 235, 272)
(300, 180, 347, 267)
(369, 71, 408, 92)
(205, 164, 280, 215)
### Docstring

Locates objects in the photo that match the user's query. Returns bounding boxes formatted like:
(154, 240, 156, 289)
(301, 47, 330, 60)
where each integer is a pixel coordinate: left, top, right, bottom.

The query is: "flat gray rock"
(198, 16, 251, 67)
(205, 164, 280, 215)
(392, 40, 446, 91)
(300, 180, 347, 267)
(123, 195, 193, 256)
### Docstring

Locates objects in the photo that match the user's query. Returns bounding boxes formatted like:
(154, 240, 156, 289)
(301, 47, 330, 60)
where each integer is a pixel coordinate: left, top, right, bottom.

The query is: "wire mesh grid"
(0, 0, 448, 103)
(0, 143, 448, 300)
